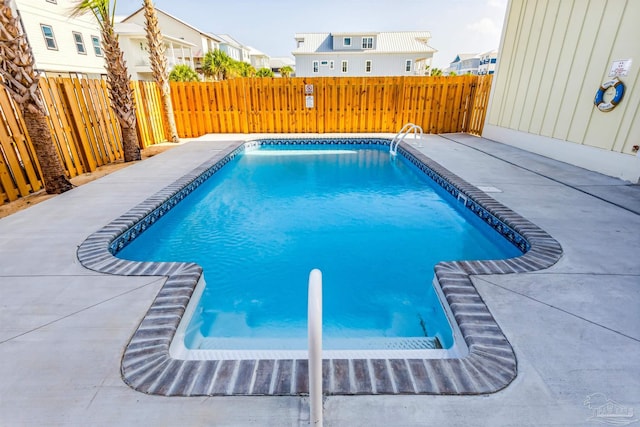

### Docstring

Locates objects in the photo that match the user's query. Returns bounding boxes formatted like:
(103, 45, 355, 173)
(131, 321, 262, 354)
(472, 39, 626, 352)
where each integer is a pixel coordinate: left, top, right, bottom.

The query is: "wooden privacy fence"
(170, 75, 493, 137)
(1, 75, 492, 205)
(0, 78, 166, 204)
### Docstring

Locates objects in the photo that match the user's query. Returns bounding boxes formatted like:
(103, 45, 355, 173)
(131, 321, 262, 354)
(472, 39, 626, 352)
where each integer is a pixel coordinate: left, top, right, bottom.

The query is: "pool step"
(195, 336, 442, 351)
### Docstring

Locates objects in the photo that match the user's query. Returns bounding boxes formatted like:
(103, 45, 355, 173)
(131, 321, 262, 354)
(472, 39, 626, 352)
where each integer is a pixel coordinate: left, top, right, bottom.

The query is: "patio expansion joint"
(77, 137, 564, 397)
(0, 276, 165, 346)
(472, 275, 640, 344)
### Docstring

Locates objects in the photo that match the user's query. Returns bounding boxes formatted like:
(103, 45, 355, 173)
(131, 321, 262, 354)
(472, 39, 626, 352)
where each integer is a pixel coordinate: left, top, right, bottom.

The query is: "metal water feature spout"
(308, 269, 323, 426)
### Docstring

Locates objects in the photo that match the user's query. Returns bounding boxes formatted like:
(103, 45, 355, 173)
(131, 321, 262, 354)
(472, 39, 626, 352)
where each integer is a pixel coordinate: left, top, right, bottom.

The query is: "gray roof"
(292, 31, 435, 55)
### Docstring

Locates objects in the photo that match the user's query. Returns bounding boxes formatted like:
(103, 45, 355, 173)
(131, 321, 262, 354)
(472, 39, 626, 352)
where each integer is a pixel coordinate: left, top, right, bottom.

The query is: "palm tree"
(234, 61, 256, 78)
(142, 0, 179, 142)
(169, 64, 200, 82)
(256, 67, 274, 78)
(73, 0, 141, 162)
(279, 65, 293, 78)
(203, 49, 233, 81)
(0, 0, 72, 194)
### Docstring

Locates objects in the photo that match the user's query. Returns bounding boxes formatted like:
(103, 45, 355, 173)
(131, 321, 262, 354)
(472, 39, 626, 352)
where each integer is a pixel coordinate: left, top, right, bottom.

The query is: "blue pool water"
(118, 144, 521, 351)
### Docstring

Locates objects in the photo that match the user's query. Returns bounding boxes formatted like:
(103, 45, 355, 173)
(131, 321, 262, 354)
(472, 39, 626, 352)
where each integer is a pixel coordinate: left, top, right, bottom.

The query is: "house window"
(297, 40, 304, 48)
(91, 36, 103, 56)
(313, 60, 319, 73)
(329, 60, 334, 70)
(40, 25, 57, 50)
(365, 60, 372, 73)
(405, 59, 412, 72)
(73, 32, 86, 54)
(343, 37, 351, 47)
(341, 60, 348, 73)
(362, 37, 373, 49)
(320, 60, 328, 66)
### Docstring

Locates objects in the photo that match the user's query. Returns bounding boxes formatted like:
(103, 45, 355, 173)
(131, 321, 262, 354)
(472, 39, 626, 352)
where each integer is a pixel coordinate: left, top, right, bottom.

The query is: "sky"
(115, 0, 508, 69)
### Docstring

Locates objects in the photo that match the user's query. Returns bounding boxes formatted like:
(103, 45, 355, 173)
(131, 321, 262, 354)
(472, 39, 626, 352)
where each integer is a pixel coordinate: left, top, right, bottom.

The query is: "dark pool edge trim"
(77, 137, 562, 396)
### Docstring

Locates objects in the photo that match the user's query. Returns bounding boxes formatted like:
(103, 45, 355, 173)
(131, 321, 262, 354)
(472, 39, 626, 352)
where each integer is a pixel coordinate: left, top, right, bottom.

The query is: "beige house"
(121, 8, 222, 75)
(485, 0, 639, 183)
(114, 21, 196, 81)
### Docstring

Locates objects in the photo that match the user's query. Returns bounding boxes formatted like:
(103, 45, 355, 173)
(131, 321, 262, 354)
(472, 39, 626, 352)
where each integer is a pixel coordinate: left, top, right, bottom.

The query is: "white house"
(114, 22, 196, 81)
(484, 0, 639, 183)
(269, 57, 295, 77)
(11, 0, 106, 78)
(121, 8, 222, 75)
(445, 53, 481, 75)
(292, 31, 435, 77)
(247, 46, 270, 70)
(478, 50, 498, 75)
(216, 34, 250, 64)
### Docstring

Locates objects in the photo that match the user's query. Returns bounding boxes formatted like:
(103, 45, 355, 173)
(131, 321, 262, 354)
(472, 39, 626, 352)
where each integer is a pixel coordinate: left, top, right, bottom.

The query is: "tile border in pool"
(77, 137, 562, 396)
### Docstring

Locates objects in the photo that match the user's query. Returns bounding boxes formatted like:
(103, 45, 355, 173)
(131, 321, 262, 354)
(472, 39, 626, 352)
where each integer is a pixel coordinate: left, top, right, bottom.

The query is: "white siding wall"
(15, 0, 105, 76)
(294, 53, 428, 77)
(485, 0, 640, 182)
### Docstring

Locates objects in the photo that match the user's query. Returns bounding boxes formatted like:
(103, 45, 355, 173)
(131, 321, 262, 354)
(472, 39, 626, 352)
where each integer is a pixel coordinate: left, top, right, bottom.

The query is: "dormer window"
(343, 37, 351, 47)
(297, 39, 304, 48)
(362, 37, 373, 49)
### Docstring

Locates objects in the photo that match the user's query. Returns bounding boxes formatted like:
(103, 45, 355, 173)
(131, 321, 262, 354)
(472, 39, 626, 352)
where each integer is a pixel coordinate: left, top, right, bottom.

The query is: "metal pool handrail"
(308, 269, 323, 426)
(390, 123, 424, 155)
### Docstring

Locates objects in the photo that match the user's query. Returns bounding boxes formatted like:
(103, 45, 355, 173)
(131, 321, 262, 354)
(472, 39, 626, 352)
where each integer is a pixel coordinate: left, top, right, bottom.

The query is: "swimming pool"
(117, 144, 520, 355)
(78, 136, 562, 396)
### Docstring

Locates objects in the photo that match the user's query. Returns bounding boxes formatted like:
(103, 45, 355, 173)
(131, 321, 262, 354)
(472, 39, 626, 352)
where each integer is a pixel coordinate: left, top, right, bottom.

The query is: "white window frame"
(40, 24, 57, 50)
(343, 37, 351, 47)
(91, 35, 103, 56)
(341, 60, 348, 73)
(365, 60, 372, 73)
(329, 60, 334, 70)
(405, 59, 412, 73)
(362, 37, 373, 49)
(73, 31, 86, 55)
(312, 60, 319, 73)
(320, 60, 328, 66)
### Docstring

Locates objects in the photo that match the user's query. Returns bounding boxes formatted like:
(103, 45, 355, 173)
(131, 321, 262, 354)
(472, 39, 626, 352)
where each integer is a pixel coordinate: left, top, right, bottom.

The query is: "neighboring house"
(114, 22, 196, 81)
(269, 57, 295, 76)
(478, 50, 498, 75)
(121, 7, 222, 74)
(216, 34, 250, 64)
(11, 0, 106, 78)
(247, 46, 270, 70)
(445, 53, 480, 75)
(484, 0, 639, 183)
(292, 31, 435, 77)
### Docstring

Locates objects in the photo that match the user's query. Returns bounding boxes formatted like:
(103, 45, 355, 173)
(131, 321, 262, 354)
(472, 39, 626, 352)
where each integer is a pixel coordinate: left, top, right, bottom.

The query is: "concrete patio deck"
(1, 133, 638, 426)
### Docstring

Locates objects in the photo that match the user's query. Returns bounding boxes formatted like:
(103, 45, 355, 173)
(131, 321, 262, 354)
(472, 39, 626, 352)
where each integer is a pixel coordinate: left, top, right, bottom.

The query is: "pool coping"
(77, 138, 562, 396)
